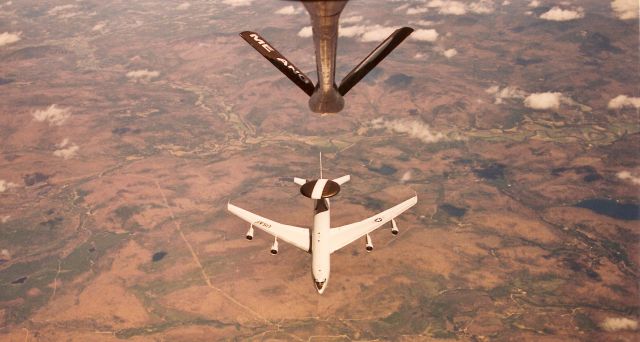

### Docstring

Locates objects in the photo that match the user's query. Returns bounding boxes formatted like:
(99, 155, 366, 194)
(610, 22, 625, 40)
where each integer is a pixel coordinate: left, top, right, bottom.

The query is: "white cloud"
(412, 28, 439, 42)
(0, 32, 20, 47)
(0, 180, 17, 193)
(33, 105, 71, 126)
(407, 7, 429, 15)
(468, 1, 495, 14)
(53, 139, 79, 159)
(338, 24, 438, 43)
(617, 171, 640, 185)
(502, 0, 511, 5)
(443, 48, 457, 58)
(298, 26, 312, 38)
(339, 25, 366, 38)
(490, 87, 586, 110)
(371, 118, 448, 143)
(222, 0, 253, 6)
(528, 0, 540, 7)
(275, 5, 303, 15)
(126, 69, 160, 81)
(486, 85, 499, 93)
(486, 85, 526, 104)
(395, 4, 410, 12)
(48, 4, 77, 16)
(600, 317, 638, 332)
(342, 16, 363, 24)
(401, 170, 412, 183)
(92, 22, 107, 31)
(540, 7, 585, 21)
(361, 26, 398, 42)
(426, 0, 495, 15)
(611, 0, 638, 20)
(1, 217, 9, 224)
(608, 95, 640, 109)
(338, 25, 399, 42)
(433, 1, 467, 15)
(524, 92, 563, 110)
(412, 20, 436, 27)
(176, 2, 191, 10)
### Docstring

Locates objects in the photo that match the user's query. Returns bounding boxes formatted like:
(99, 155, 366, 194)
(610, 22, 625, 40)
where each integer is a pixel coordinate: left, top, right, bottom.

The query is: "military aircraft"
(227, 154, 417, 294)
(240, 0, 414, 114)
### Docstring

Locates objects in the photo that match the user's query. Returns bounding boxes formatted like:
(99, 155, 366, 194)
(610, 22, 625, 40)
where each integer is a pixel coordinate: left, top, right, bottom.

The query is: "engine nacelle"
(270, 238, 279, 255)
(365, 234, 373, 252)
(391, 219, 398, 235)
(246, 225, 254, 240)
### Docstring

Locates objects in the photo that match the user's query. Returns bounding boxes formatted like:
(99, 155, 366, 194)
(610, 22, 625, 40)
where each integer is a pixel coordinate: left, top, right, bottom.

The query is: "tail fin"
(240, 31, 315, 96)
(338, 27, 414, 96)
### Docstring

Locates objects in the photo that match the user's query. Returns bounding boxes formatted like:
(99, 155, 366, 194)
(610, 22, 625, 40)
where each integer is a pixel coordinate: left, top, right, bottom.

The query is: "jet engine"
(365, 234, 373, 252)
(270, 238, 279, 255)
(246, 225, 254, 240)
(391, 219, 398, 235)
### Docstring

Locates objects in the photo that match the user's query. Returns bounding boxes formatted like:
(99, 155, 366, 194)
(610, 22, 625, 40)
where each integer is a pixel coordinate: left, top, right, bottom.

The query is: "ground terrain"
(0, 0, 638, 341)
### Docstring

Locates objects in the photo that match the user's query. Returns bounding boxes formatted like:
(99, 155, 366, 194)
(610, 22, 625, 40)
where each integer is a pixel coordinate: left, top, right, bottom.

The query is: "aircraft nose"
(314, 279, 326, 294)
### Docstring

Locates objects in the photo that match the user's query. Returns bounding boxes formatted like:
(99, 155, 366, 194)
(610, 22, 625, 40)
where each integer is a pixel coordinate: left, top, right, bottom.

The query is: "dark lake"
(11, 276, 27, 284)
(438, 204, 467, 218)
(473, 163, 505, 180)
(575, 199, 640, 221)
(152, 251, 167, 262)
(367, 164, 397, 176)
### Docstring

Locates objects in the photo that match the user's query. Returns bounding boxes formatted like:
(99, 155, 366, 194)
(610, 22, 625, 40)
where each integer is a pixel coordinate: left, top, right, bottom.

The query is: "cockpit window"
(315, 281, 325, 289)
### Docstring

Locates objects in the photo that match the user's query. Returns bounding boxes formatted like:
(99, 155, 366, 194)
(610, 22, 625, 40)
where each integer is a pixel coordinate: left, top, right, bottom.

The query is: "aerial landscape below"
(0, 0, 639, 340)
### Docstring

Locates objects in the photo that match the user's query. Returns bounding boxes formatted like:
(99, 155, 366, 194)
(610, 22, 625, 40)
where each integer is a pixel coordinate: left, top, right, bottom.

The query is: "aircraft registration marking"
(276, 57, 310, 83)
(255, 220, 272, 229)
(249, 33, 274, 53)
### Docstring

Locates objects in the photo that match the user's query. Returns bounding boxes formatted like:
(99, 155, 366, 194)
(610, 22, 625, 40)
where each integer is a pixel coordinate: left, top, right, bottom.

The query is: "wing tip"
(406, 193, 418, 207)
(400, 26, 415, 34)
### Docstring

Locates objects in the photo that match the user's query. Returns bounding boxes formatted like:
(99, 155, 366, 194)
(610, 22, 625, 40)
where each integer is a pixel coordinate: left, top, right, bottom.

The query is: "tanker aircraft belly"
(240, 0, 414, 114)
(227, 155, 417, 294)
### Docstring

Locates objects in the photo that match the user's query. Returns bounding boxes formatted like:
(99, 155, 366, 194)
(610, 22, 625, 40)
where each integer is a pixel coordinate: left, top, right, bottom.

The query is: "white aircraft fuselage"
(311, 197, 331, 293)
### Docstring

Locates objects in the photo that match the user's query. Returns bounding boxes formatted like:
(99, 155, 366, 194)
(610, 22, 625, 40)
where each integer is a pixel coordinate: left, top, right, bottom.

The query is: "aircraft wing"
(228, 202, 310, 253)
(329, 195, 417, 253)
(338, 27, 414, 96)
(239, 31, 315, 96)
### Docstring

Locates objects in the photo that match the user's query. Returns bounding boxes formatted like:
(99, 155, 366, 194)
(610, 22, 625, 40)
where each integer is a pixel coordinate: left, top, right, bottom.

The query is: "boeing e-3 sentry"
(227, 155, 417, 294)
(240, 0, 414, 114)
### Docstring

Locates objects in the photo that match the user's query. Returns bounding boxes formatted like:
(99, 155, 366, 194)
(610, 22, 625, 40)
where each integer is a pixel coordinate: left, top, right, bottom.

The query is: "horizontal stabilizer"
(293, 177, 307, 185)
(332, 175, 350, 185)
(240, 31, 315, 96)
(338, 27, 414, 96)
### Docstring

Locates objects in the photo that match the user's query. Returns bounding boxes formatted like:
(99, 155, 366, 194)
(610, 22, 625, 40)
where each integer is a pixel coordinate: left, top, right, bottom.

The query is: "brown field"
(0, 0, 638, 340)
